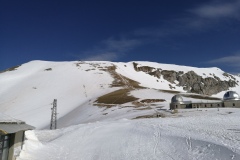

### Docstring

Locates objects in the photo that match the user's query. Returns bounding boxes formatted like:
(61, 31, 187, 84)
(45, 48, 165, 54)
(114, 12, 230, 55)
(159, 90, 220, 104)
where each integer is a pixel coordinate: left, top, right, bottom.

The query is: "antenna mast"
(50, 99, 57, 130)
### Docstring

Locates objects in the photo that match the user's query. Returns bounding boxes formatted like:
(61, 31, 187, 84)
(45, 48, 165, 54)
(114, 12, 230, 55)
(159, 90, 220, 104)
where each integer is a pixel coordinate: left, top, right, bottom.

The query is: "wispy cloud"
(102, 38, 142, 52)
(207, 54, 240, 66)
(79, 37, 142, 61)
(186, 0, 240, 30)
(77, 0, 240, 62)
(206, 53, 240, 73)
(191, 1, 240, 19)
(82, 52, 120, 61)
(134, 0, 240, 38)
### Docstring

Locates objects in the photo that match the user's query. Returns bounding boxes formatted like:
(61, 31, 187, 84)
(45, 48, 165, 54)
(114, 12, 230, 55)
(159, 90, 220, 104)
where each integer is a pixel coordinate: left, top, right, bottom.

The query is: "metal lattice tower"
(50, 99, 57, 130)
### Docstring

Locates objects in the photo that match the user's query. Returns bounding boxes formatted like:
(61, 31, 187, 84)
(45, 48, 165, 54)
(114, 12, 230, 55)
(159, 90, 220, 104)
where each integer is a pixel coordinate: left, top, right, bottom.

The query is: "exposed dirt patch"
(223, 72, 236, 80)
(0, 65, 21, 73)
(133, 112, 165, 119)
(169, 84, 176, 89)
(159, 89, 181, 94)
(95, 89, 139, 105)
(134, 107, 152, 110)
(102, 65, 144, 89)
(94, 104, 116, 108)
(132, 101, 145, 107)
(85, 69, 96, 71)
(44, 68, 52, 71)
(140, 99, 166, 103)
(133, 115, 155, 119)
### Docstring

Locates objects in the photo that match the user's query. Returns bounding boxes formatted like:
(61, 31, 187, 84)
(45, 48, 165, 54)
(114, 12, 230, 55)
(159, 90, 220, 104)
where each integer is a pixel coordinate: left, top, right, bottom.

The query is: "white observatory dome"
(223, 91, 240, 101)
(171, 95, 183, 104)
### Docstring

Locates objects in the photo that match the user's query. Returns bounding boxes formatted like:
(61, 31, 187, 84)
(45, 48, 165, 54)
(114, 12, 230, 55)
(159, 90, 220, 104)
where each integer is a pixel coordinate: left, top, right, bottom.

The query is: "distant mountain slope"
(1, 60, 240, 129)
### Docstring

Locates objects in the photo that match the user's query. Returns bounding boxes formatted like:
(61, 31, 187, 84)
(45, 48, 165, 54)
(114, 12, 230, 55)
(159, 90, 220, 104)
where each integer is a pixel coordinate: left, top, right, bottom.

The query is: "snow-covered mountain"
(2, 60, 240, 160)
(1, 60, 240, 129)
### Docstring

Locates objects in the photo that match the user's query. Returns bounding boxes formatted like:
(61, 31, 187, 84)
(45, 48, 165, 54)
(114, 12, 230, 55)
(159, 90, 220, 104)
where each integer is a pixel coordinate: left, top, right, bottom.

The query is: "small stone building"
(170, 91, 240, 110)
(0, 113, 34, 160)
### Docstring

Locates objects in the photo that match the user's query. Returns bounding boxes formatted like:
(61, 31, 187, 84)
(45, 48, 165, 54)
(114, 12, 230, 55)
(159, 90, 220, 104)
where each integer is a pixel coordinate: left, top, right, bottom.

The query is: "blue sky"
(1, 0, 240, 73)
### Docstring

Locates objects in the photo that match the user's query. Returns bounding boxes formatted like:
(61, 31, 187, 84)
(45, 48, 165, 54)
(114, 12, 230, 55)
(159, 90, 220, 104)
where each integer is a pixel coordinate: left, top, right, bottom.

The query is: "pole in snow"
(50, 99, 57, 130)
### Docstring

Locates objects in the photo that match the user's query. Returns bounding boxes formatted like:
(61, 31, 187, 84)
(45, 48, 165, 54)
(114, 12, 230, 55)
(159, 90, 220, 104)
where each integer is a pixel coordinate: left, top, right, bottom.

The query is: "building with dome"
(223, 91, 240, 107)
(223, 91, 240, 101)
(171, 95, 184, 104)
(170, 91, 240, 110)
(170, 95, 193, 110)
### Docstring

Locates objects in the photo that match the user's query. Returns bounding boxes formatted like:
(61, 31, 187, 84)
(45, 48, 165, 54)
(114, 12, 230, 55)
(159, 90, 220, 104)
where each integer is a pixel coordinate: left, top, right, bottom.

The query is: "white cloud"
(191, 1, 240, 19)
(80, 37, 142, 61)
(102, 38, 142, 52)
(75, 1, 240, 63)
(134, 1, 240, 38)
(82, 52, 120, 61)
(206, 53, 240, 73)
(207, 54, 240, 66)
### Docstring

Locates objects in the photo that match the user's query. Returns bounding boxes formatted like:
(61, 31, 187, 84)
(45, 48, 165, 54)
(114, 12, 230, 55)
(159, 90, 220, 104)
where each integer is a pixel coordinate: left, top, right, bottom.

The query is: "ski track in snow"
(18, 115, 240, 160)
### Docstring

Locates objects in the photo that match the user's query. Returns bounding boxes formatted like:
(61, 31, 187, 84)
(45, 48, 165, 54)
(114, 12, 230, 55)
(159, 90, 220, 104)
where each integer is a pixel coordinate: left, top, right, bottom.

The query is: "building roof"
(0, 124, 35, 135)
(0, 113, 35, 135)
(223, 91, 240, 101)
(0, 113, 24, 124)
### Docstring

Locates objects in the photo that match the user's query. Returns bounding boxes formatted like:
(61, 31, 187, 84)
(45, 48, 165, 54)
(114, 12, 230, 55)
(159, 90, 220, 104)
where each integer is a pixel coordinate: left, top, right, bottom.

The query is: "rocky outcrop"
(133, 62, 238, 95)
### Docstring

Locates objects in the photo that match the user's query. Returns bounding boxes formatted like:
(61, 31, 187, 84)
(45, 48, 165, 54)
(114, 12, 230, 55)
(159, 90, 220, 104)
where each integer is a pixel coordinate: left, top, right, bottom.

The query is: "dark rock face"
(149, 70, 161, 78)
(133, 62, 238, 95)
(161, 70, 177, 83)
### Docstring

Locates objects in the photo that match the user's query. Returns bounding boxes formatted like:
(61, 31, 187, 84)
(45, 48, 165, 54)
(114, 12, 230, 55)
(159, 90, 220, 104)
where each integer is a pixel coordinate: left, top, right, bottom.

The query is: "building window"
(0, 135, 10, 160)
(233, 103, 235, 107)
(211, 104, 213, 107)
(205, 105, 207, 107)
(176, 105, 178, 108)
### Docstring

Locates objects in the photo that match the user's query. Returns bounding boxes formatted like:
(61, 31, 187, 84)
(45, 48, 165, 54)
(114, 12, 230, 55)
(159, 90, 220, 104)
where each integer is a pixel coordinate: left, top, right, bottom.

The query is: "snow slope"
(0, 61, 117, 128)
(2, 60, 240, 160)
(1, 60, 240, 129)
(18, 108, 240, 160)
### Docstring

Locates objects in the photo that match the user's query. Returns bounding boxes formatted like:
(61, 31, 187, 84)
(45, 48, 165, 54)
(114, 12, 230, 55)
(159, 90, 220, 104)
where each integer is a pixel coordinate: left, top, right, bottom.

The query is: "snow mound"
(18, 110, 240, 160)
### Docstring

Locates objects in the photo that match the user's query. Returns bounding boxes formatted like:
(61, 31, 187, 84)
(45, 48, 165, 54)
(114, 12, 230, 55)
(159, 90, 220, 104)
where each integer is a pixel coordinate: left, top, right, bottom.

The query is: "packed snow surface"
(18, 108, 240, 160)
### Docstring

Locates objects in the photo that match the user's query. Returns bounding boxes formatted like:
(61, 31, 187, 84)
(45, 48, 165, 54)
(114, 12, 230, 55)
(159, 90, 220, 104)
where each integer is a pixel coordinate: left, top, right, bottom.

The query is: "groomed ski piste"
(1, 60, 240, 159)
